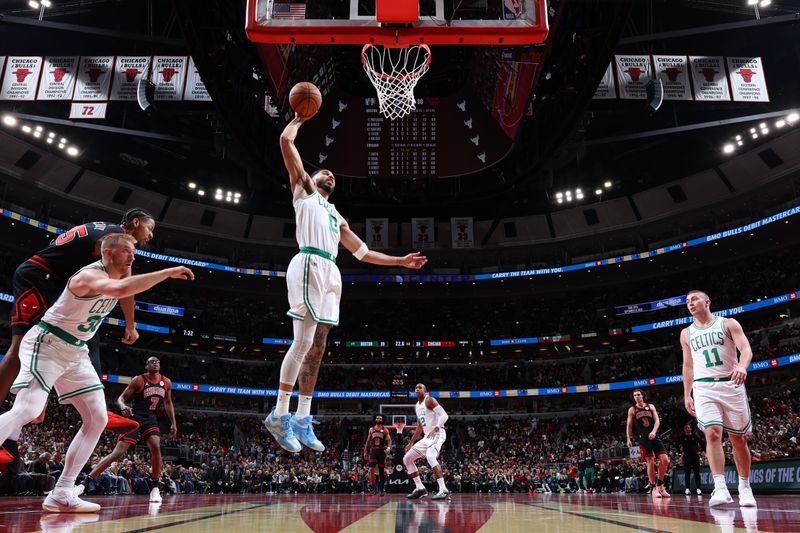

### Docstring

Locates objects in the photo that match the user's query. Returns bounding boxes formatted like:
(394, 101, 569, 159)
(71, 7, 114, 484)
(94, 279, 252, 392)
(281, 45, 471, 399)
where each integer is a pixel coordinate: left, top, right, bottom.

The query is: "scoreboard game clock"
(390, 375, 409, 399)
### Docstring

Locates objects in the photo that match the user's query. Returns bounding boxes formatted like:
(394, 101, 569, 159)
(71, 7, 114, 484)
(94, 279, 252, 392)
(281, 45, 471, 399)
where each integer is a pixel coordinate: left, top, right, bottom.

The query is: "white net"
(361, 44, 431, 120)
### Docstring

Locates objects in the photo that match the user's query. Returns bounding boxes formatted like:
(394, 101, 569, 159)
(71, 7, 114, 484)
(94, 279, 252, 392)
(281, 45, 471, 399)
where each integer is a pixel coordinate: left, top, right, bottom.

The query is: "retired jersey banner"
(183, 57, 211, 101)
(153, 56, 187, 100)
(412, 217, 435, 249)
(110, 56, 150, 100)
(593, 62, 616, 99)
(653, 55, 692, 101)
(614, 55, 652, 100)
(37, 56, 79, 100)
(0, 57, 42, 100)
(74, 56, 114, 100)
(365, 218, 389, 250)
(727, 57, 769, 103)
(451, 217, 475, 249)
(689, 56, 730, 101)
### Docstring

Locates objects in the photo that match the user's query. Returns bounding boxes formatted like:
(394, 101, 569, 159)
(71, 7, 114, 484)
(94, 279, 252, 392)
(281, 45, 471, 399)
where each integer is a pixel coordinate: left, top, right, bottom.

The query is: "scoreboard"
(295, 89, 511, 179)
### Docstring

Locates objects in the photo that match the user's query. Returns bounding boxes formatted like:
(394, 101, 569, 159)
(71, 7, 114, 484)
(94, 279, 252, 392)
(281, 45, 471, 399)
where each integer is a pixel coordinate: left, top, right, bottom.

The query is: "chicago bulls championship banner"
(110, 56, 150, 100)
(1, 56, 42, 100)
(689, 56, 730, 101)
(37, 56, 79, 100)
(365, 218, 389, 250)
(653, 55, 692, 101)
(592, 62, 616, 99)
(412, 217, 435, 249)
(183, 57, 211, 101)
(614, 55, 652, 99)
(74, 56, 114, 100)
(451, 217, 475, 249)
(727, 57, 769, 102)
(153, 56, 187, 100)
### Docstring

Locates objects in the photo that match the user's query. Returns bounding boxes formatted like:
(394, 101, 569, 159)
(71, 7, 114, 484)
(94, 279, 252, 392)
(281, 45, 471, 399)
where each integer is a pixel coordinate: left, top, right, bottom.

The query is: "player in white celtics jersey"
(403, 383, 451, 501)
(681, 290, 757, 508)
(0, 234, 193, 513)
(264, 113, 427, 454)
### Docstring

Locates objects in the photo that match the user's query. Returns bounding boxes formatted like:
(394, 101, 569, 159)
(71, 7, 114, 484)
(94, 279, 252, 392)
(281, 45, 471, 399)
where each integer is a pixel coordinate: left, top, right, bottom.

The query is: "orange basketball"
(289, 82, 322, 117)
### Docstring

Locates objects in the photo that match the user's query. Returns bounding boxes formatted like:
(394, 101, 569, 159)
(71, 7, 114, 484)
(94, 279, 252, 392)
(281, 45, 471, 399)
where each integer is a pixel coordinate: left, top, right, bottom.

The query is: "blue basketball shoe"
(263, 408, 301, 453)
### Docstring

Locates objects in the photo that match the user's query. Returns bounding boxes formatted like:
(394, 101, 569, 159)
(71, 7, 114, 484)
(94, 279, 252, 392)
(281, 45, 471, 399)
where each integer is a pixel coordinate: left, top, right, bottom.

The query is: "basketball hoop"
(361, 43, 431, 120)
(394, 421, 406, 435)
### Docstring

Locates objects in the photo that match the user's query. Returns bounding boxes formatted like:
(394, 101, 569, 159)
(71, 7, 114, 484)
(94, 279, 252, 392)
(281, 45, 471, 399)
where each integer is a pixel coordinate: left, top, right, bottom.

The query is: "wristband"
(353, 243, 368, 261)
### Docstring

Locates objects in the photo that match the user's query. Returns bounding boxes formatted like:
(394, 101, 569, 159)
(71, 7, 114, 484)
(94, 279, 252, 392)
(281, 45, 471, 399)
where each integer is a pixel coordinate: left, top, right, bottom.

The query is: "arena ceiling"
(0, 0, 799, 221)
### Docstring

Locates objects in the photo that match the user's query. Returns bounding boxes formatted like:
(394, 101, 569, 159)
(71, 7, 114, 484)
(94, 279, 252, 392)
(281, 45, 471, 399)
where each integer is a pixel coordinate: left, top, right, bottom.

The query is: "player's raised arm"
(280, 114, 315, 198)
(70, 266, 193, 300)
(425, 395, 448, 434)
(725, 318, 753, 385)
(339, 220, 427, 268)
(680, 328, 696, 416)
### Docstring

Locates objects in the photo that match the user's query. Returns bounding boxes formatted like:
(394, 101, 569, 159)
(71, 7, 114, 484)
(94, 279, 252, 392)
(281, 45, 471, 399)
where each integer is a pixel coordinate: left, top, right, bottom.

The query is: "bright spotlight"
(604, 181, 612, 188)
(735, 135, 742, 141)
(759, 122, 766, 129)
(60, 137, 67, 143)
(723, 144, 735, 154)
(749, 128, 756, 133)
(2, 115, 17, 126)
(57, 143, 64, 149)
(22, 125, 32, 133)
(234, 192, 241, 198)
(759, 0, 771, 6)
(595, 189, 602, 195)
(41, 0, 51, 6)
(47, 132, 55, 138)
(761, 128, 769, 135)
(776, 120, 786, 128)
(234, 198, 240, 204)
(46, 138, 53, 144)
(33, 131, 41, 138)
(198, 190, 205, 196)
(555, 192, 563, 199)
(576, 193, 584, 200)
(737, 140, 744, 146)
(66, 146, 79, 156)
(787, 113, 799, 123)
(746, 0, 758, 4)
(575, 188, 582, 194)
(35, 125, 43, 132)
(188, 182, 196, 189)
(752, 133, 759, 139)
(556, 198, 563, 204)
(28, 0, 39, 8)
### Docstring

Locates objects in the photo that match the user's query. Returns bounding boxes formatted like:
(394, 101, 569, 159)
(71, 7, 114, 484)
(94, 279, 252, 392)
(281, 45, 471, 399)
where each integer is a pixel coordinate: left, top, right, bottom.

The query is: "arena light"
(576, 192, 584, 200)
(47, 131, 55, 138)
(41, 0, 51, 6)
(759, 122, 766, 129)
(735, 135, 742, 141)
(760, 0, 771, 6)
(761, 127, 769, 135)
(57, 143, 64, 149)
(752, 133, 759, 139)
(234, 198, 240, 204)
(188, 182, 196, 189)
(66, 146, 79, 156)
(604, 181, 612, 188)
(33, 130, 41, 138)
(60, 137, 67, 143)
(556, 198, 563, 204)
(788, 112, 799, 123)
(28, 0, 39, 8)
(555, 192, 563, 199)
(198, 190, 205, 196)
(723, 143, 735, 154)
(746, 0, 758, 4)
(775, 120, 786, 128)
(737, 140, 744, 146)
(46, 137, 53, 144)
(35, 125, 43, 132)
(2, 115, 17, 126)
(595, 189, 602, 195)
(234, 192, 241, 199)
(749, 127, 756, 133)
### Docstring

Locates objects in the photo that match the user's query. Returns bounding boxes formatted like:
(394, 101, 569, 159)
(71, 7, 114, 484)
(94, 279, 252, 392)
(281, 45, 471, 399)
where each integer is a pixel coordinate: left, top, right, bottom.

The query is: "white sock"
(437, 477, 446, 491)
(275, 390, 292, 416)
(413, 476, 424, 489)
(713, 474, 727, 490)
(296, 395, 312, 418)
(739, 476, 750, 488)
(55, 391, 107, 494)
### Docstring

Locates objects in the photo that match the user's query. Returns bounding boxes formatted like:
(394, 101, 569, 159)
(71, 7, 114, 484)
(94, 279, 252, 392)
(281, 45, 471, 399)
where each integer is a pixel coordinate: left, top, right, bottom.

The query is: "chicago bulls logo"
(13, 69, 31, 83)
(700, 68, 718, 82)
(124, 68, 141, 82)
(86, 68, 104, 82)
(160, 68, 177, 82)
(663, 67, 681, 82)
(51, 68, 68, 82)
(737, 68, 757, 83)
(625, 67, 645, 82)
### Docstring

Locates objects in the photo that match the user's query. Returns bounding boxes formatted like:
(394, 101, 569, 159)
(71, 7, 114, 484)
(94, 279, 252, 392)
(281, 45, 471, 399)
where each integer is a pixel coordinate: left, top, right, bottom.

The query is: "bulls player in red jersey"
(363, 415, 392, 495)
(0, 209, 155, 464)
(80, 356, 176, 502)
(626, 389, 671, 498)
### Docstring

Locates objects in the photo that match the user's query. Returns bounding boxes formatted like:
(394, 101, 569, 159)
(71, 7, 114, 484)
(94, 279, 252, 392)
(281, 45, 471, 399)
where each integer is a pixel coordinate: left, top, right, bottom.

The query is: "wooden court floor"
(1, 493, 797, 532)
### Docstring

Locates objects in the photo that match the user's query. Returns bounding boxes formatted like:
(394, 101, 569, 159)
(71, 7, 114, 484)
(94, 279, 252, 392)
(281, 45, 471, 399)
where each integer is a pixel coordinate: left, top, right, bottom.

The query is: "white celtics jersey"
(415, 394, 441, 437)
(293, 189, 343, 258)
(687, 315, 738, 380)
(41, 260, 119, 342)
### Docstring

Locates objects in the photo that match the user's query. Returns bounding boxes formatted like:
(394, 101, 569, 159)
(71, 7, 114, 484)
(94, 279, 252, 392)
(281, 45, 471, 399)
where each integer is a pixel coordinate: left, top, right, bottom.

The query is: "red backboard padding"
(377, 0, 419, 24)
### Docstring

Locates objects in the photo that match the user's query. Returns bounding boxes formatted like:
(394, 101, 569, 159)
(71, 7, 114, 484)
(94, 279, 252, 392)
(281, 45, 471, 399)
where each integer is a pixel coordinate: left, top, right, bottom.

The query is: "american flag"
(273, 2, 306, 20)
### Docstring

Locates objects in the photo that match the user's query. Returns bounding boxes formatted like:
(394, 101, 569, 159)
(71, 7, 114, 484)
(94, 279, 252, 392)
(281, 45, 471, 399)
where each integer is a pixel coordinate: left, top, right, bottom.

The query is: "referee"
(678, 424, 704, 495)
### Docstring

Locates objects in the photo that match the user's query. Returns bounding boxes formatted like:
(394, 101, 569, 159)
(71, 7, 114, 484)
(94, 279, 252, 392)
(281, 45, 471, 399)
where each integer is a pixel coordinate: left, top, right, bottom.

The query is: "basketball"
(289, 82, 322, 117)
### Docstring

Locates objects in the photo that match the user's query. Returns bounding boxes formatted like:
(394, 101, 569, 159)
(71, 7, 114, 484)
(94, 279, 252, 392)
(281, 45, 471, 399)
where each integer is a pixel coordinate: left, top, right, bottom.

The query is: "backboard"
(246, 0, 548, 46)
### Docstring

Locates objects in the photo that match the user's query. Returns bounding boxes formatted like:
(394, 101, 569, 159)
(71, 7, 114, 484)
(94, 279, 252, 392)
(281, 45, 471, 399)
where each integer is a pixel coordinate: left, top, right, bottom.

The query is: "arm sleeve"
(433, 405, 448, 428)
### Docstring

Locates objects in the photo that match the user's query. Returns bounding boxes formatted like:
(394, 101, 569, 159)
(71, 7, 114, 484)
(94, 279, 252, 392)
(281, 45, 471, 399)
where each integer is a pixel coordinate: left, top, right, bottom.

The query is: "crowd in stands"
(2, 382, 797, 496)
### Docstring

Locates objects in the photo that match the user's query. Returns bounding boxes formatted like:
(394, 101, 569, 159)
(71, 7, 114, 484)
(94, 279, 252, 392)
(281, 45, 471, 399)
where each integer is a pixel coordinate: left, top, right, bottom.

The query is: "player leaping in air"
(263, 112, 427, 454)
